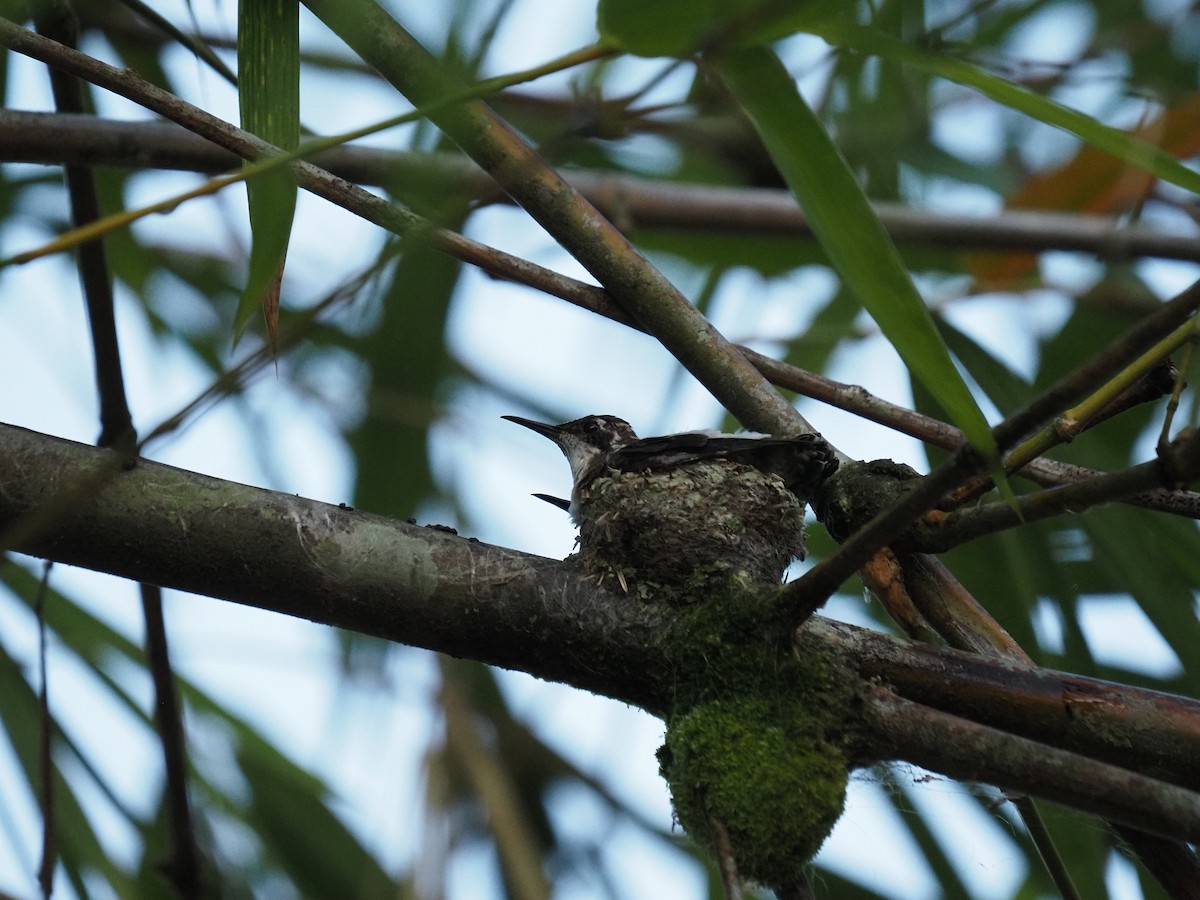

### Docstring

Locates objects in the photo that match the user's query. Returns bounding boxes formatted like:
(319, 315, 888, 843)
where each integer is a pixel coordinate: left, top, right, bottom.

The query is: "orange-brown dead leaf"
(263, 264, 283, 355)
(969, 93, 1200, 288)
(861, 548, 926, 635)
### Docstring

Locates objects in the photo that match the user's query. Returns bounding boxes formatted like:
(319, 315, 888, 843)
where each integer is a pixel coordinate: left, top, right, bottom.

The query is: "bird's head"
(502, 414, 638, 485)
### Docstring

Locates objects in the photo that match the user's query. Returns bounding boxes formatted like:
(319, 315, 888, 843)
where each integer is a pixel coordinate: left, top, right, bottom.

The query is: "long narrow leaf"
(713, 46, 998, 460)
(237, 0, 300, 346)
(809, 21, 1200, 199)
(0, 641, 139, 896)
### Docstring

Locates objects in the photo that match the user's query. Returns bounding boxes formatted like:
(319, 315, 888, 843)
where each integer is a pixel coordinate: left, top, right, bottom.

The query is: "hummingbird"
(503, 414, 837, 596)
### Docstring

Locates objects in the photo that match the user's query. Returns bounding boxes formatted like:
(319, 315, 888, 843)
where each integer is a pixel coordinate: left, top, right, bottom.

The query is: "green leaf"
(808, 21, 1200, 199)
(935, 316, 1031, 417)
(236, 0, 300, 344)
(237, 733, 395, 898)
(712, 46, 998, 462)
(0, 641, 139, 897)
(1084, 509, 1200, 695)
(348, 210, 462, 519)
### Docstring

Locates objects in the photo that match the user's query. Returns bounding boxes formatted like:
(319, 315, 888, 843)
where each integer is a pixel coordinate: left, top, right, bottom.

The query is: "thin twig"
(902, 430, 1200, 553)
(4, 112, 1198, 264)
(706, 812, 744, 900)
(35, 560, 54, 900)
(993, 280, 1200, 451)
(29, 11, 202, 893)
(140, 584, 202, 899)
(33, 6, 133, 453)
(1014, 797, 1083, 900)
(1001, 324, 1194, 476)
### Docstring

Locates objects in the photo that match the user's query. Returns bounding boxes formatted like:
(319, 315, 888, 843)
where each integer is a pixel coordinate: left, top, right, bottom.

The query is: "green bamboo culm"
(236, 0, 300, 346)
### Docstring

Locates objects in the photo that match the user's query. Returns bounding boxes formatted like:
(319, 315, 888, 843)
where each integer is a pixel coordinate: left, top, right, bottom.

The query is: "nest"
(574, 460, 808, 599)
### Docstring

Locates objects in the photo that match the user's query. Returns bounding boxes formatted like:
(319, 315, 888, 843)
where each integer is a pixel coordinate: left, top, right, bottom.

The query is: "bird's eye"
(583, 420, 600, 433)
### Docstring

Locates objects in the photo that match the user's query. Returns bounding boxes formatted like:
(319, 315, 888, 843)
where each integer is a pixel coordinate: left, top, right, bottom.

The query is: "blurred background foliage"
(1, 0, 1199, 897)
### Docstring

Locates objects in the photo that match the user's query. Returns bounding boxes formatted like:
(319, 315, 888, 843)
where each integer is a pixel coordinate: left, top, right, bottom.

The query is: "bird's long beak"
(504, 417, 576, 516)
(504, 414, 602, 492)
(502, 415, 565, 446)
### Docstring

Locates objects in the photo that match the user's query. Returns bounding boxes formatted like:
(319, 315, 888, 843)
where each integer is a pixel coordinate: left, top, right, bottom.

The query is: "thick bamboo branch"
(802, 618, 1200, 791)
(4, 423, 1200, 811)
(861, 688, 1200, 844)
(0, 421, 672, 713)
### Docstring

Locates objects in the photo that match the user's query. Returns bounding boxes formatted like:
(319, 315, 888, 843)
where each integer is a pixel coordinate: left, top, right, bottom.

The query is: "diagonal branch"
(0, 17, 619, 348)
(993, 281, 1200, 451)
(299, 0, 804, 437)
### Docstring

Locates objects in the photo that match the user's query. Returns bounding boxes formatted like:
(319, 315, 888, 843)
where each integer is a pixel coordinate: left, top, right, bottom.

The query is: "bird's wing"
(609, 432, 837, 493)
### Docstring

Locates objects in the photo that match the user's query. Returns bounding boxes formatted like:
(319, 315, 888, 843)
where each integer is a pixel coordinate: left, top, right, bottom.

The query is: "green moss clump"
(660, 698, 848, 886)
(571, 454, 855, 881)
(815, 458, 920, 542)
(660, 582, 843, 709)
(654, 584, 856, 885)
